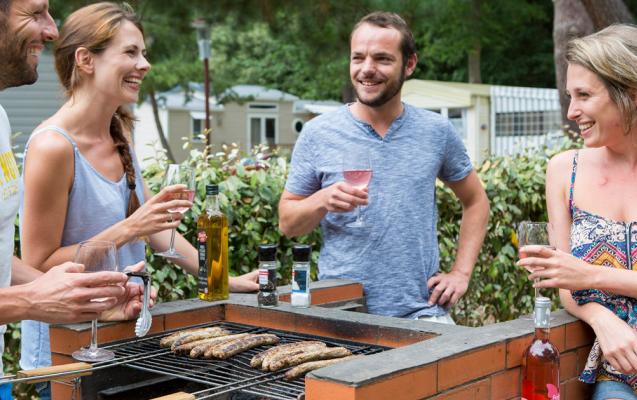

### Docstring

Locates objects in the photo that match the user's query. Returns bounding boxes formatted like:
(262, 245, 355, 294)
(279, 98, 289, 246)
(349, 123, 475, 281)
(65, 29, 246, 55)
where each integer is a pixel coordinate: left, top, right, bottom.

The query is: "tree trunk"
(553, 0, 593, 132)
(468, 0, 482, 84)
(148, 86, 176, 162)
(580, 0, 634, 29)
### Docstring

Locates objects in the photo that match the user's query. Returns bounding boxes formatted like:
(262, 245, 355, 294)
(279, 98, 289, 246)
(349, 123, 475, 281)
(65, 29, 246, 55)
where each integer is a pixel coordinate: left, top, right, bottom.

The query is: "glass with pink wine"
(342, 152, 372, 228)
(154, 163, 195, 259)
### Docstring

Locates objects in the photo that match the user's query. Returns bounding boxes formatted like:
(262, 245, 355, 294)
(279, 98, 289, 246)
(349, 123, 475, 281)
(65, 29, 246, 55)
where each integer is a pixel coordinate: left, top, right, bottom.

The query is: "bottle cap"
(292, 244, 311, 262)
(206, 184, 219, 195)
(534, 296, 551, 328)
(258, 244, 278, 262)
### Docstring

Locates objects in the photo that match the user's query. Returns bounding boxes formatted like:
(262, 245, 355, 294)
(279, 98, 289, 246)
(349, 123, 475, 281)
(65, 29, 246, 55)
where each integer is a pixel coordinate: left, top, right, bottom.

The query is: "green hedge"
(4, 138, 578, 387)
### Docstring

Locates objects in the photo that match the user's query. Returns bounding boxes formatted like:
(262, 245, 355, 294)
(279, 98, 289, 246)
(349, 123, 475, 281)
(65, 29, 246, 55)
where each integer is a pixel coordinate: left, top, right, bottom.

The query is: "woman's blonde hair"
(55, 2, 143, 216)
(567, 24, 637, 134)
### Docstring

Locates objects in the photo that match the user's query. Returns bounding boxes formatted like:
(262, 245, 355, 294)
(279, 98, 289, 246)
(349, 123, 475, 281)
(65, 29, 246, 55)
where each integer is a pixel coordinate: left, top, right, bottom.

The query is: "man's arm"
(278, 184, 368, 237)
(0, 261, 129, 325)
(427, 170, 490, 307)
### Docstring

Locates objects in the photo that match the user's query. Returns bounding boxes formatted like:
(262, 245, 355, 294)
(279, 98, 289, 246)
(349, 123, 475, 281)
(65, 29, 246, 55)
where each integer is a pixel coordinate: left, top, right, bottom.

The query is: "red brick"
(506, 335, 532, 368)
(560, 351, 578, 381)
(564, 321, 595, 350)
(490, 368, 520, 400)
(561, 377, 592, 400)
(439, 343, 506, 390)
(354, 365, 438, 400)
(430, 378, 490, 400)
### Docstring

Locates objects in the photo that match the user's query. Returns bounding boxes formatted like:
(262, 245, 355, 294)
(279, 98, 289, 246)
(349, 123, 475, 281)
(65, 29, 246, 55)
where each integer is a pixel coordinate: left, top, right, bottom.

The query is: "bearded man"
(278, 12, 489, 322)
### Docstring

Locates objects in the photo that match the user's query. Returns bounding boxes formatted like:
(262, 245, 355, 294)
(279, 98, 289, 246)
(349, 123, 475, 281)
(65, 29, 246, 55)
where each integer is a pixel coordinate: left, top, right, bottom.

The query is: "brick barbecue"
(33, 279, 595, 399)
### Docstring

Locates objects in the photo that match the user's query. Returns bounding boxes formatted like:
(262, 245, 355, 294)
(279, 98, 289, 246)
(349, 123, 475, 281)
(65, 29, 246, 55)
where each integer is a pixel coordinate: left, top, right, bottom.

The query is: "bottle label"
(258, 269, 269, 286)
(197, 230, 208, 293)
(292, 270, 308, 293)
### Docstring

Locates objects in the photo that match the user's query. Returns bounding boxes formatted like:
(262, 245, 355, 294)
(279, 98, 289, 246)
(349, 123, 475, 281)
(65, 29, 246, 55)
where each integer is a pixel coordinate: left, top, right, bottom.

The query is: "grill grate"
(102, 321, 388, 400)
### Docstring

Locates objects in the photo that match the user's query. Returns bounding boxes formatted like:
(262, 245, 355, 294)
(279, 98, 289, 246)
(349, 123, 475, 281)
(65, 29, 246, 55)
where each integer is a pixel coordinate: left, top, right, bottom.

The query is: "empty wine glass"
(342, 153, 372, 228)
(72, 240, 118, 362)
(154, 163, 195, 259)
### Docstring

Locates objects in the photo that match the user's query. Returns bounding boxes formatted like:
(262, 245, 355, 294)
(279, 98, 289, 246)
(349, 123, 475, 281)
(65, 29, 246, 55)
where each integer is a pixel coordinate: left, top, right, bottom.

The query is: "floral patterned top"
(569, 151, 637, 389)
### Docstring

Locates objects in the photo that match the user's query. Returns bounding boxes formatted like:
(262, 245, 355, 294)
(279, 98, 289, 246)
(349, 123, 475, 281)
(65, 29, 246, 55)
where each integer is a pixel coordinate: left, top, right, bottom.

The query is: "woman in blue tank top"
(18, 3, 258, 398)
(518, 25, 637, 399)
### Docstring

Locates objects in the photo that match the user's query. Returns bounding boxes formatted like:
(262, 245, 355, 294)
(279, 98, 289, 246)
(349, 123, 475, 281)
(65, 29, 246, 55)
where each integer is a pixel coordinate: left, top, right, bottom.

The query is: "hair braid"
(111, 105, 140, 217)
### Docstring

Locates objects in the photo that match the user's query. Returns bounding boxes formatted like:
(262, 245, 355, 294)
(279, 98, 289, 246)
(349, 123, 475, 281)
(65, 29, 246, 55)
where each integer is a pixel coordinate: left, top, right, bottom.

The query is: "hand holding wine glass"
(72, 240, 119, 362)
(342, 152, 372, 228)
(155, 163, 195, 259)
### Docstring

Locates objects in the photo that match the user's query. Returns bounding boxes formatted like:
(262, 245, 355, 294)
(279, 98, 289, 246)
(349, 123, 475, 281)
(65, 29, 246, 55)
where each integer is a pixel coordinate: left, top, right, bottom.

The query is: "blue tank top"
(20, 125, 146, 370)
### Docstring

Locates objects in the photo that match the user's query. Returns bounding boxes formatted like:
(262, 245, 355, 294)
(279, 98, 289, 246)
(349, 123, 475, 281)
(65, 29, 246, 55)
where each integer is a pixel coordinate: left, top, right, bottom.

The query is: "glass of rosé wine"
(154, 163, 195, 259)
(72, 240, 118, 362)
(342, 153, 372, 228)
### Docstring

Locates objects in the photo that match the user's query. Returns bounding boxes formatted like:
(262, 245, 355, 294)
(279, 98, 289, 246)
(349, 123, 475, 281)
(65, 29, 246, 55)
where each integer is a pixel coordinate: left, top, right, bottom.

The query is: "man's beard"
(354, 67, 406, 108)
(0, 24, 38, 90)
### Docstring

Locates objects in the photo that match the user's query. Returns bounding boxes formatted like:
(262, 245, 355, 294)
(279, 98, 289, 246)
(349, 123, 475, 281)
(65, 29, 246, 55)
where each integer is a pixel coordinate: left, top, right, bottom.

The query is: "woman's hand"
(124, 184, 193, 240)
(230, 270, 259, 293)
(517, 245, 596, 291)
(590, 311, 637, 375)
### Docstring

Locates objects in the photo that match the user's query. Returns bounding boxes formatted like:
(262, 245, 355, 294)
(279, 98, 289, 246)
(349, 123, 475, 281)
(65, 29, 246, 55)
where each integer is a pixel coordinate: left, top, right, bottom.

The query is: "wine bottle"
(197, 184, 229, 301)
(521, 296, 560, 400)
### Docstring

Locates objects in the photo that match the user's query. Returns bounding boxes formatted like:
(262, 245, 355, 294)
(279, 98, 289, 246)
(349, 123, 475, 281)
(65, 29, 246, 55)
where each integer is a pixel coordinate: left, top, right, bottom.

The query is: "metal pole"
(204, 57, 211, 144)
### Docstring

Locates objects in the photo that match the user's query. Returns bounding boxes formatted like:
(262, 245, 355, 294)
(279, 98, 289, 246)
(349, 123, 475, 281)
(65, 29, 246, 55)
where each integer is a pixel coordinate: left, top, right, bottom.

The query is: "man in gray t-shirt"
(279, 12, 490, 319)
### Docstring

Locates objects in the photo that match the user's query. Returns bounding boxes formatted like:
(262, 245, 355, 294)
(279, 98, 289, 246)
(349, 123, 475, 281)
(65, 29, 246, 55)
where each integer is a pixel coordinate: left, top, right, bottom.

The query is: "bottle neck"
(205, 194, 220, 212)
(534, 327, 550, 341)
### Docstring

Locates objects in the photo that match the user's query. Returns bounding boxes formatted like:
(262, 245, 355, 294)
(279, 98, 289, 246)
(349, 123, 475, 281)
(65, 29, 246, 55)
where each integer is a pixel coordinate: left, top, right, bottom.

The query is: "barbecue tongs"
(126, 271, 152, 337)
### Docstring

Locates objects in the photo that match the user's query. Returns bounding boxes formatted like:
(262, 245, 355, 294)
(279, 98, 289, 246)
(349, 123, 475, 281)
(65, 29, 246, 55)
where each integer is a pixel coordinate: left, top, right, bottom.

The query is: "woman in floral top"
(518, 24, 637, 400)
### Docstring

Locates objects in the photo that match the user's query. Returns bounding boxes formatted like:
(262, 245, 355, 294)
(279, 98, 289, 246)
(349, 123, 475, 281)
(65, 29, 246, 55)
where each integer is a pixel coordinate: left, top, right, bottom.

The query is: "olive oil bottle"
(197, 184, 229, 301)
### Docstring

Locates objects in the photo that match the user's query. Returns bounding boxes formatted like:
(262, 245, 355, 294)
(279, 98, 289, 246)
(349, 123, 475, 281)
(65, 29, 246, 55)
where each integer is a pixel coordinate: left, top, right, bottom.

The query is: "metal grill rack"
(101, 321, 388, 400)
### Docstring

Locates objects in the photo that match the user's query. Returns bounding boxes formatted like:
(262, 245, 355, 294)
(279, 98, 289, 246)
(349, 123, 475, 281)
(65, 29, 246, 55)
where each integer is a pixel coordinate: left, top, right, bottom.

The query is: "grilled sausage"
(187, 334, 250, 358)
(284, 355, 362, 380)
(260, 342, 327, 371)
(160, 327, 228, 348)
(268, 346, 352, 372)
(210, 334, 280, 359)
(252, 341, 326, 369)
(174, 333, 248, 356)
(202, 334, 257, 359)
(170, 328, 231, 351)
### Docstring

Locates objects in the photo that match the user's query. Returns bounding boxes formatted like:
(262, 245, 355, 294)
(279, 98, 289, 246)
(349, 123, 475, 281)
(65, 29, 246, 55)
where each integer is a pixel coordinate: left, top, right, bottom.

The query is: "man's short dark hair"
(351, 11, 417, 65)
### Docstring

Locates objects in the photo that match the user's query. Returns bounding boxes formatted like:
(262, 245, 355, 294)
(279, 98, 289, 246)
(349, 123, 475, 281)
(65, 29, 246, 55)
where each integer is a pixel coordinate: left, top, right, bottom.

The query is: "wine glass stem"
(534, 278, 540, 298)
(90, 319, 98, 352)
(356, 206, 362, 223)
(168, 228, 177, 253)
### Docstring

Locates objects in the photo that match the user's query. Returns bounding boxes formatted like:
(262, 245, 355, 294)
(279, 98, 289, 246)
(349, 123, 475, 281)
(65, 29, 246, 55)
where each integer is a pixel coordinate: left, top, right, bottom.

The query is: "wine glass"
(154, 164, 196, 259)
(517, 221, 554, 318)
(342, 153, 372, 228)
(72, 240, 118, 362)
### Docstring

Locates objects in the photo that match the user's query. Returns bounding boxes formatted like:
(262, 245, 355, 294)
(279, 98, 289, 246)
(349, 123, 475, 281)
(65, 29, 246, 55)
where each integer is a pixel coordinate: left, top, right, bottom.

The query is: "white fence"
(490, 86, 563, 157)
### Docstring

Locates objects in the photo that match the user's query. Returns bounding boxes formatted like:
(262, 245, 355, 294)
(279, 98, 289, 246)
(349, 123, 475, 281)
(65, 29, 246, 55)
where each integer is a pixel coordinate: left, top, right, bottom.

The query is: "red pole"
(204, 57, 211, 144)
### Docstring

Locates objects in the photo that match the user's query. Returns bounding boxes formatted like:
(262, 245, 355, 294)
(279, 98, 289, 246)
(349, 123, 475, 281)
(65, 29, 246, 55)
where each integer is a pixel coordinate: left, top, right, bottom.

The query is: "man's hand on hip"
(427, 270, 470, 308)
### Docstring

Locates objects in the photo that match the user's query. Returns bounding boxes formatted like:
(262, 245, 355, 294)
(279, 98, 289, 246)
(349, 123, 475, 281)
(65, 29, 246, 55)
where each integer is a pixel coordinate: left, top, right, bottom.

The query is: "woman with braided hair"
(18, 3, 257, 398)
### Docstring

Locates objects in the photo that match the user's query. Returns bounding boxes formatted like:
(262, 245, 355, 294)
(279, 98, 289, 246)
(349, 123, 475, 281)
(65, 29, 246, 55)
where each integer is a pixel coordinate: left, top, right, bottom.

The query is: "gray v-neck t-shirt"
(285, 103, 472, 318)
